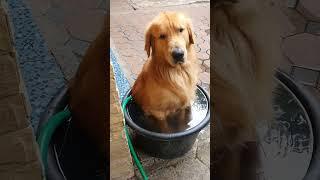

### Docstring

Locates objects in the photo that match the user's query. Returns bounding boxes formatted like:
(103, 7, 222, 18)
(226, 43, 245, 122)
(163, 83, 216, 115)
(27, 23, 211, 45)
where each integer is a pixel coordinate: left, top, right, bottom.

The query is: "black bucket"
(36, 86, 106, 180)
(36, 70, 320, 179)
(273, 70, 320, 180)
(122, 85, 210, 159)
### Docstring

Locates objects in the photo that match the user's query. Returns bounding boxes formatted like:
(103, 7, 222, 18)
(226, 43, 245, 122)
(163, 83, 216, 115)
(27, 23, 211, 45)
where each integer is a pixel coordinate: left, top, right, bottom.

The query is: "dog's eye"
(159, 34, 166, 39)
(179, 28, 184, 32)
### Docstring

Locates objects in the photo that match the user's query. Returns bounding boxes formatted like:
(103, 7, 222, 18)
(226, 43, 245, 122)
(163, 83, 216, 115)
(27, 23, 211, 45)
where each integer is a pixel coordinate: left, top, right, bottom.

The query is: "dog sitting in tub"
(131, 12, 200, 133)
(212, 0, 283, 179)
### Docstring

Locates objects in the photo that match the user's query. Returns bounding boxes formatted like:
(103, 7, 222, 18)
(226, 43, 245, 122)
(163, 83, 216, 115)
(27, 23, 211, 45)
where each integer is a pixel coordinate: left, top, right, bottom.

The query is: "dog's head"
(144, 12, 195, 66)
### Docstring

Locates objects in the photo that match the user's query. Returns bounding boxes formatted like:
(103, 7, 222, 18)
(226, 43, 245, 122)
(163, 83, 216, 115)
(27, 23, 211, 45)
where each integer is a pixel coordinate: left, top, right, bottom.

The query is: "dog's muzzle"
(172, 48, 185, 64)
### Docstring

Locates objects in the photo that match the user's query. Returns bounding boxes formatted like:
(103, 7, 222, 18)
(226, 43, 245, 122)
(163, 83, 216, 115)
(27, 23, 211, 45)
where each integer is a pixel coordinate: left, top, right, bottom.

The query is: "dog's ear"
(144, 23, 154, 57)
(186, 19, 195, 44)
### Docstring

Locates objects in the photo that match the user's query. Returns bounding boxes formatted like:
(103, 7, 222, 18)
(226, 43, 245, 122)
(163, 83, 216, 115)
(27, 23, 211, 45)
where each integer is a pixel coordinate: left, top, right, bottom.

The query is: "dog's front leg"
(147, 110, 171, 133)
(156, 119, 170, 133)
(214, 146, 241, 180)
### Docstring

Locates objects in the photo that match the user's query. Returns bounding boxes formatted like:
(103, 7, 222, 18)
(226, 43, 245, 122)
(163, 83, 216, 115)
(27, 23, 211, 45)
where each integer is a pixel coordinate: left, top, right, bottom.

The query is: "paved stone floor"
(5, 0, 106, 131)
(6, 0, 66, 130)
(274, 0, 320, 90)
(110, 0, 210, 91)
(24, 0, 106, 81)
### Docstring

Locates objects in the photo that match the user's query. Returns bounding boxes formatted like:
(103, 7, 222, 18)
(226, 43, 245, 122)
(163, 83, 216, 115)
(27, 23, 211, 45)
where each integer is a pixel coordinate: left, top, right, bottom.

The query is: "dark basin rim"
(122, 85, 210, 140)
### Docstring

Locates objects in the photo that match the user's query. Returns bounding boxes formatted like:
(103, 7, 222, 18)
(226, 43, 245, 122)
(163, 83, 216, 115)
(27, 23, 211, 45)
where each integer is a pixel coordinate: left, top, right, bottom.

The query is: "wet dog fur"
(212, 0, 282, 179)
(132, 12, 199, 133)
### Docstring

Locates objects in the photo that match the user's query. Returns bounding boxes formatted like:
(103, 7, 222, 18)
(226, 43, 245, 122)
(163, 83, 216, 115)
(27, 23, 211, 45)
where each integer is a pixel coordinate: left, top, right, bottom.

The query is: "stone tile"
(129, 0, 209, 9)
(291, 66, 319, 85)
(0, 126, 38, 164)
(33, 15, 70, 50)
(197, 52, 209, 61)
(110, 102, 122, 115)
(297, 0, 320, 21)
(0, 10, 13, 53)
(51, 46, 80, 81)
(280, 7, 306, 37)
(196, 142, 210, 167)
(148, 158, 210, 180)
(197, 125, 210, 146)
(64, 9, 105, 42)
(59, 0, 102, 11)
(203, 59, 209, 69)
(282, 33, 320, 69)
(199, 71, 210, 85)
(268, 9, 302, 38)
(23, 0, 50, 17)
(0, 54, 20, 98)
(306, 21, 320, 35)
(43, 6, 65, 25)
(201, 82, 210, 93)
(66, 38, 90, 57)
(134, 139, 198, 176)
(195, 44, 201, 53)
(47, 0, 63, 8)
(279, 54, 294, 74)
(0, 160, 42, 180)
(128, 61, 143, 77)
(0, 93, 29, 135)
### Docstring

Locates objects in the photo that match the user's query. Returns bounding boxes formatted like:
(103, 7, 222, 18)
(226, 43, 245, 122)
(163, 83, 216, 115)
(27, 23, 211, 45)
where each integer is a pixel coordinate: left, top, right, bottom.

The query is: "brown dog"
(68, 18, 107, 154)
(212, 0, 283, 179)
(132, 12, 199, 133)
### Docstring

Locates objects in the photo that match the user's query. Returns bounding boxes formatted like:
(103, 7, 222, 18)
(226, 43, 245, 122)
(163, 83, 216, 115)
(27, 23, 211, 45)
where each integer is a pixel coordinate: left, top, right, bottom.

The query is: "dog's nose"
(172, 48, 184, 63)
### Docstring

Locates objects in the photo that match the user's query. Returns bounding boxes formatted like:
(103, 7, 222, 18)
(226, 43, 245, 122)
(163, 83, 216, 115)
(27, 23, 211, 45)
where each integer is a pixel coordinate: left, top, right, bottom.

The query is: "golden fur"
(132, 12, 199, 132)
(212, 0, 283, 179)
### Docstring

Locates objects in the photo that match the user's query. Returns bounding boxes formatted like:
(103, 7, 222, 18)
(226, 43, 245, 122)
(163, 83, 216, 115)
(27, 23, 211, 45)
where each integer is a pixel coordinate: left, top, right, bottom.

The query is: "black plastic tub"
(36, 70, 320, 179)
(253, 70, 320, 180)
(272, 70, 320, 180)
(122, 85, 210, 159)
(36, 86, 106, 180)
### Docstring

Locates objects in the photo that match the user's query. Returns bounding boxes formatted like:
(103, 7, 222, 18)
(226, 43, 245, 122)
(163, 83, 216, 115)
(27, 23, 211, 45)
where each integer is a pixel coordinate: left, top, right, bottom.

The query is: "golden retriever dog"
(132, 12, 199, 133)
(212, 0, 283, 179)
(69, 19, 107, 155)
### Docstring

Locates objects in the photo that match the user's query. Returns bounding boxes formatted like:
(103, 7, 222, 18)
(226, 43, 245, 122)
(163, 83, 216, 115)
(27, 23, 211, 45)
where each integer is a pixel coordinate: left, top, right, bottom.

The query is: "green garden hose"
(122, 96, 148, 180)
(36, 95, 147, 180)
(37, 109, 71, 171)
